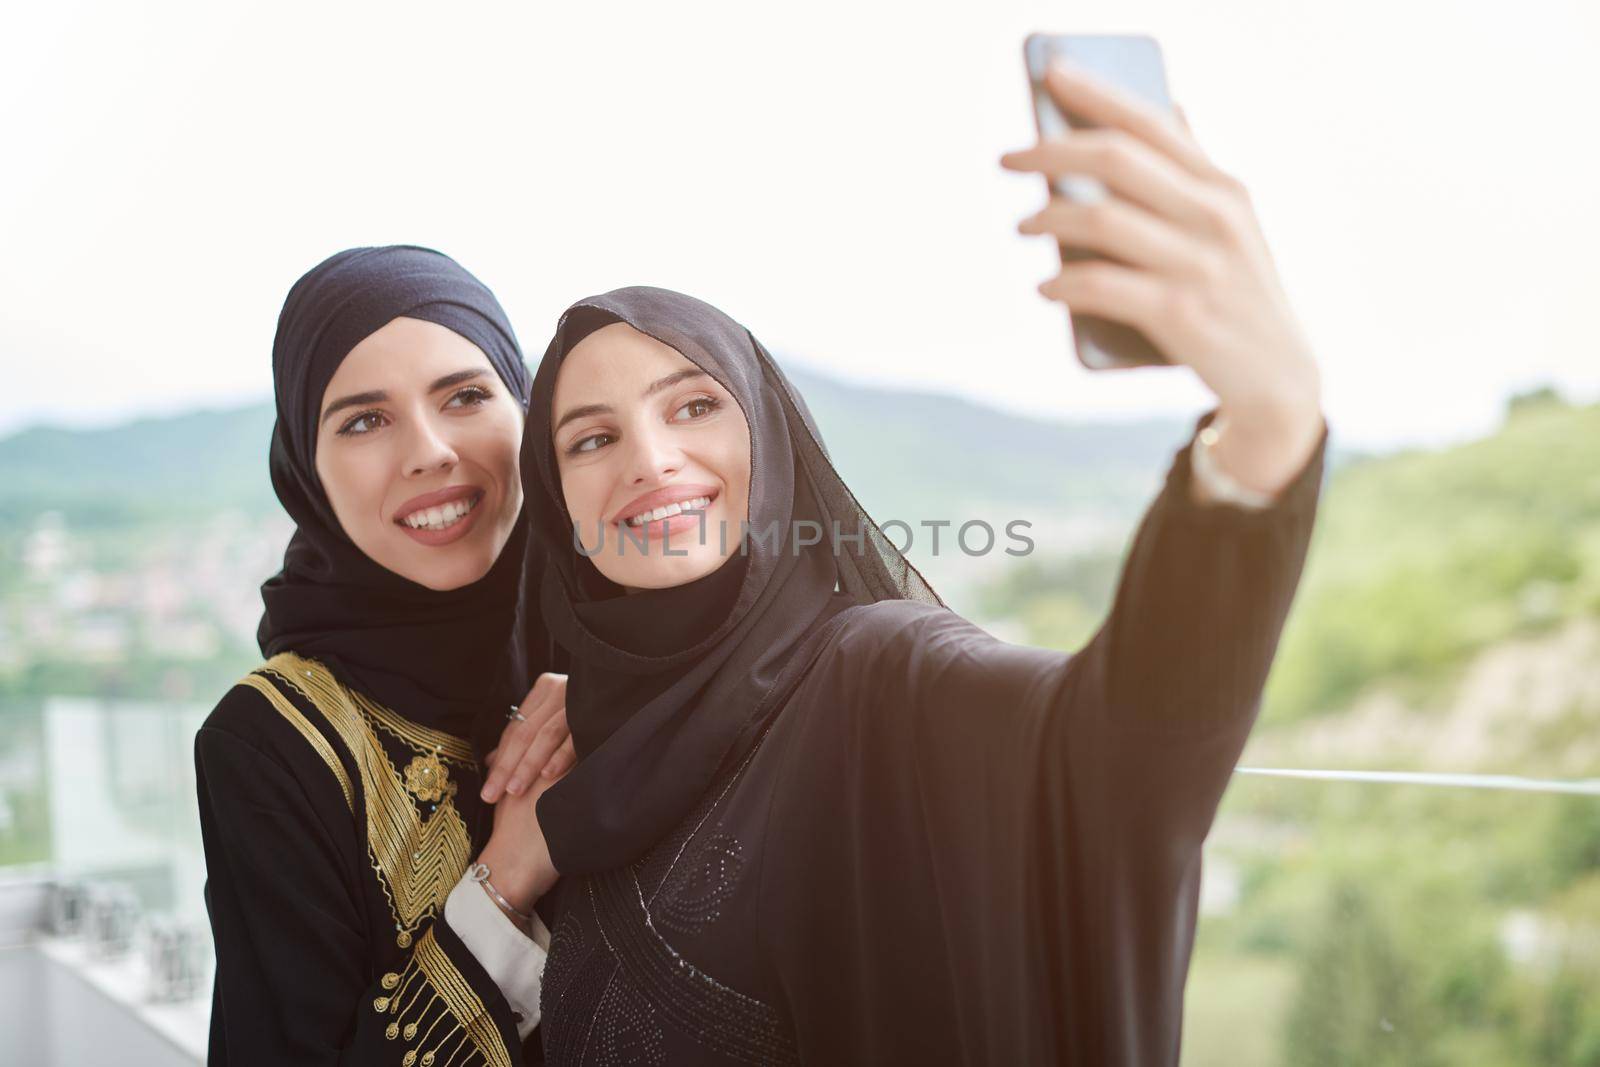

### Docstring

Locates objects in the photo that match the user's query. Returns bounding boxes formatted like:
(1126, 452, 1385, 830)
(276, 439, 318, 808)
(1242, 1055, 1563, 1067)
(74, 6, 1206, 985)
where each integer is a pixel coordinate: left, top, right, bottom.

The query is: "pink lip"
(609, 483, 719, 527)
(393, 484, 484, 525)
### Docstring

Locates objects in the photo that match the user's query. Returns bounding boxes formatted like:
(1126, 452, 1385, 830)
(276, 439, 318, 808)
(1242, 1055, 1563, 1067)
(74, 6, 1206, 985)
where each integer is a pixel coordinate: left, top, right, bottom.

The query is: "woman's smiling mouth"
(402, 495, 479, 530)
(622, 494, 714, 528)
(610, 487, 720, 544)
(394, 486, 487, 546)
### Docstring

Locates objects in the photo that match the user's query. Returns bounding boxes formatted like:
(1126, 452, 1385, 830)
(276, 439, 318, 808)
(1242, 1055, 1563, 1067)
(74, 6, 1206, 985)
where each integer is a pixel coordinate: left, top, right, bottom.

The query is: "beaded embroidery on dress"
(539, 745, 798, 1066)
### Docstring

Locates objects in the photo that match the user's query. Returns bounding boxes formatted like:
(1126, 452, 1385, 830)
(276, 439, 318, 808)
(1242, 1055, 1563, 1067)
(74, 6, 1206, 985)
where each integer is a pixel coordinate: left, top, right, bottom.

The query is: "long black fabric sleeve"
(196, 700, 529, 1067)
(1049, 408, 1328, 1062)
(759, 411, 1327, 1065)
(1094, 407, 1328, 731)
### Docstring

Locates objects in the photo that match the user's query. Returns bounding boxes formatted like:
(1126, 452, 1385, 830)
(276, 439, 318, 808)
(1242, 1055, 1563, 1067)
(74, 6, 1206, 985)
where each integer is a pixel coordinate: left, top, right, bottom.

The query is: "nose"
(622, 420, 683, 488)
(403, 415, 459, 477)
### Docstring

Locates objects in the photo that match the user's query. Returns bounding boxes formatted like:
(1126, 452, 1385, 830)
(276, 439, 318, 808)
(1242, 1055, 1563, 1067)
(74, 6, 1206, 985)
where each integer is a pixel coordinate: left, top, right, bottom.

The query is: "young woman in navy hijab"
(196, 245, 570, 1065)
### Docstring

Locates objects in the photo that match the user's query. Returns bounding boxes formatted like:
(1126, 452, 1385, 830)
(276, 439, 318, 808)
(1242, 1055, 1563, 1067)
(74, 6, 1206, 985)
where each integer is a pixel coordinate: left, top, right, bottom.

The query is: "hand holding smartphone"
(1008, 34, 1326, 494)
(1021, 34, 1177, 371)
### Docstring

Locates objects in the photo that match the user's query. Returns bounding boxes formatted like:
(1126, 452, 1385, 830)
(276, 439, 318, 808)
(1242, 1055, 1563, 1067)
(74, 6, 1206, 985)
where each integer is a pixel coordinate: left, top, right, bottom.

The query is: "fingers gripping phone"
(1024, 34, 1176, 370)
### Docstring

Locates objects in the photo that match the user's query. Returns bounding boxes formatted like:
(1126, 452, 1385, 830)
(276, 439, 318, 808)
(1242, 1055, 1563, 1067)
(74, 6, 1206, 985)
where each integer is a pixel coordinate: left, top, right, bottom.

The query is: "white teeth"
(403, 495, 479, 531)
(624, 496, 711, 527)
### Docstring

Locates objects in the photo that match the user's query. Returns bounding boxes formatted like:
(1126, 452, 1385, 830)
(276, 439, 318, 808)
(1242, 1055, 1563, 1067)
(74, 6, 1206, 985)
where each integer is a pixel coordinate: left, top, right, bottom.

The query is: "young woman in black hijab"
(196, 245, 572, 1066)
(495, 68, 1329, 1065)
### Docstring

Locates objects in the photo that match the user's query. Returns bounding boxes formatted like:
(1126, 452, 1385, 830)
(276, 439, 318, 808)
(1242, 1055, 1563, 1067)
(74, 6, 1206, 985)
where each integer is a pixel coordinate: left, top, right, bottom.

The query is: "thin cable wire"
(1234, 766, 1600, 796)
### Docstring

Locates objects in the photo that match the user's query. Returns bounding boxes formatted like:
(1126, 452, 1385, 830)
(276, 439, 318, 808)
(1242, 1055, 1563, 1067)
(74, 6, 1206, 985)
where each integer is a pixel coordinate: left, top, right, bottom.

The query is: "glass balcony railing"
(1, 699, 209, 925)
(3, 700, 1598, 1064)
(1184, 770, 1600, 1066)
(1, 698, 212, 1065)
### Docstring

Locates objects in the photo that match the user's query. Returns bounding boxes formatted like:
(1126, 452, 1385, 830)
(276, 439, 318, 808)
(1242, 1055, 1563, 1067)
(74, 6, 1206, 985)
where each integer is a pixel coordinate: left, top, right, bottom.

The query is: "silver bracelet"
(1191, 418, 1276, 510)
(466, 862, 534, 924)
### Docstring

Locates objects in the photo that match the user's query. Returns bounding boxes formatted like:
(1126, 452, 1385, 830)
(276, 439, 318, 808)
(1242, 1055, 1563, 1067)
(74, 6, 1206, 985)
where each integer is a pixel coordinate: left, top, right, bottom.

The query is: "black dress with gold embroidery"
(196, 652, 535, 1066)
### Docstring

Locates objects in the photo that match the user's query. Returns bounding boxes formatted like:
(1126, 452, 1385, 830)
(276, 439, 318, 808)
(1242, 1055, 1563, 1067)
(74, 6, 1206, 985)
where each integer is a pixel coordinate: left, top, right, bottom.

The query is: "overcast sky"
(2, 0, 1596, 451)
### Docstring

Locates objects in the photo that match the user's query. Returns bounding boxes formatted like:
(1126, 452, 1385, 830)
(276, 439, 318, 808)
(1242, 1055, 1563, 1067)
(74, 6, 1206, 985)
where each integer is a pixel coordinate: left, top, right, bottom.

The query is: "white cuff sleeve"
(444, 872, 552, 1038)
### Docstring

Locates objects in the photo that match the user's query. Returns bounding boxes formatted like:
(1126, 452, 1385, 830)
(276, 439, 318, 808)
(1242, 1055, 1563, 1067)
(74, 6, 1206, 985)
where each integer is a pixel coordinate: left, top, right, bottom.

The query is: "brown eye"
(446, 385, 493, 409)
(673, 396, 720, 421)
(338, 410, 387, 436)
(567, 432, 614, 456)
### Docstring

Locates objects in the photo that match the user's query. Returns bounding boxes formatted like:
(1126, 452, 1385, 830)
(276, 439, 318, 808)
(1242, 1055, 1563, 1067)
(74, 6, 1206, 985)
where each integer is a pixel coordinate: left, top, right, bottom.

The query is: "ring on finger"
(506, 705, 528, 723)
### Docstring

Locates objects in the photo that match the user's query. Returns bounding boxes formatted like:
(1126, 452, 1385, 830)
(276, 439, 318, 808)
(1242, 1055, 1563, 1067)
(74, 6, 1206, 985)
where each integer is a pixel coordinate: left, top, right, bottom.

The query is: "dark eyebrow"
(320, 389, 387, 427)
(319, 368, 492, 428)
(552, 368, 710, 436)
(429, 367, 491, 393)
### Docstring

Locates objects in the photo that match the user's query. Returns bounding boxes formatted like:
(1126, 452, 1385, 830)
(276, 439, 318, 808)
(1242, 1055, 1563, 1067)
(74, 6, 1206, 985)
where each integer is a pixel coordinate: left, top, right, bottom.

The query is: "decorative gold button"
(403, 753, 452, 803)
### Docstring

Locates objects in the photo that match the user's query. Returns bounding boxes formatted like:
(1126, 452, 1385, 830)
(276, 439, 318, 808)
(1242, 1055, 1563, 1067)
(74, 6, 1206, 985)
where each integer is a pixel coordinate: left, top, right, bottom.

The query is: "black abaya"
(535, 407, 1324, 1065)
(519, 288, 1327, 1065)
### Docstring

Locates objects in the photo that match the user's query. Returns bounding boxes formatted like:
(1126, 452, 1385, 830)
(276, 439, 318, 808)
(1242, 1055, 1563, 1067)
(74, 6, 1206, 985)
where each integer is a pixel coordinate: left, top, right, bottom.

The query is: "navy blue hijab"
(257, 245, 536, 733)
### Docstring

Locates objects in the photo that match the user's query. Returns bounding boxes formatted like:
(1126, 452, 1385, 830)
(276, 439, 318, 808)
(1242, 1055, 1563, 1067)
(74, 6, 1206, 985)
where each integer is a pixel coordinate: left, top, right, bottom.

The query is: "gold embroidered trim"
(416, 926, 513, 1067)
(237, 673, 355, 812)
(378, 926, 512, 1067)
(351, 688, 475, 766)
(259, 652, 472, 950)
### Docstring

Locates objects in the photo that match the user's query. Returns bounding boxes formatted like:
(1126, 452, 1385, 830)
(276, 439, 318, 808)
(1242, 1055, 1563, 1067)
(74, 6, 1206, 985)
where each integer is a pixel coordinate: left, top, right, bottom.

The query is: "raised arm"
(759, 421, 1325, 1064)
(1000, 50, 1330, 727)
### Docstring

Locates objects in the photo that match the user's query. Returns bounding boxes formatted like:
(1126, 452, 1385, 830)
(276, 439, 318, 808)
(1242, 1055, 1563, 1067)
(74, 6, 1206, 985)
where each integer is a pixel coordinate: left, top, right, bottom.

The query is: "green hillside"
(987, 391, 1600, 726)
(1183, 392, 1600, 1065)
(1264, 391, 1600, 723)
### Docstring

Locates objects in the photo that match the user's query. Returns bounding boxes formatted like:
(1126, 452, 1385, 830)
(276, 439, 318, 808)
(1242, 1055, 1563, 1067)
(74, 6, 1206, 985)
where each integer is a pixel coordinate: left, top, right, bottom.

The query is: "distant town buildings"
(2, 509, 293, 678)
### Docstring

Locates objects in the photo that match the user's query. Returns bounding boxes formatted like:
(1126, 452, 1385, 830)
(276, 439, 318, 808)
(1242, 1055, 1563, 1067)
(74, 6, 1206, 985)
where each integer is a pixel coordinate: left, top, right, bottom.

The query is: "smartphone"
(1023, 33, 1175, 370)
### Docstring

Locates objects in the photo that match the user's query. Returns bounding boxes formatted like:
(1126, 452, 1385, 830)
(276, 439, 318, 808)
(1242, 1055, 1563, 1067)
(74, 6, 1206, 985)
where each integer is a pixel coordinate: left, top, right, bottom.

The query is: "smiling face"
(551, 322, 752, 593)
(313, 316, 524, 591)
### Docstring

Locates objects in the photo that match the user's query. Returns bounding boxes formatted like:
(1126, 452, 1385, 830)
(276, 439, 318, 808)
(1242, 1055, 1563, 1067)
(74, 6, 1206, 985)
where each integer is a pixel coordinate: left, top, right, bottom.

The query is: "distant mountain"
(0, 405, 280, 527)
(0, 366, 1206, 536)
(780, 366, 1193, 525)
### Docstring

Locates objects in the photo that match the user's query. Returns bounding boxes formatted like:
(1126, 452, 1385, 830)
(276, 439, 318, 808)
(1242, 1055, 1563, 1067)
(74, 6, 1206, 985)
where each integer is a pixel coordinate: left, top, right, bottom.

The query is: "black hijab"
(524, 287, 943, 875)
(257, 245, 534, 736)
